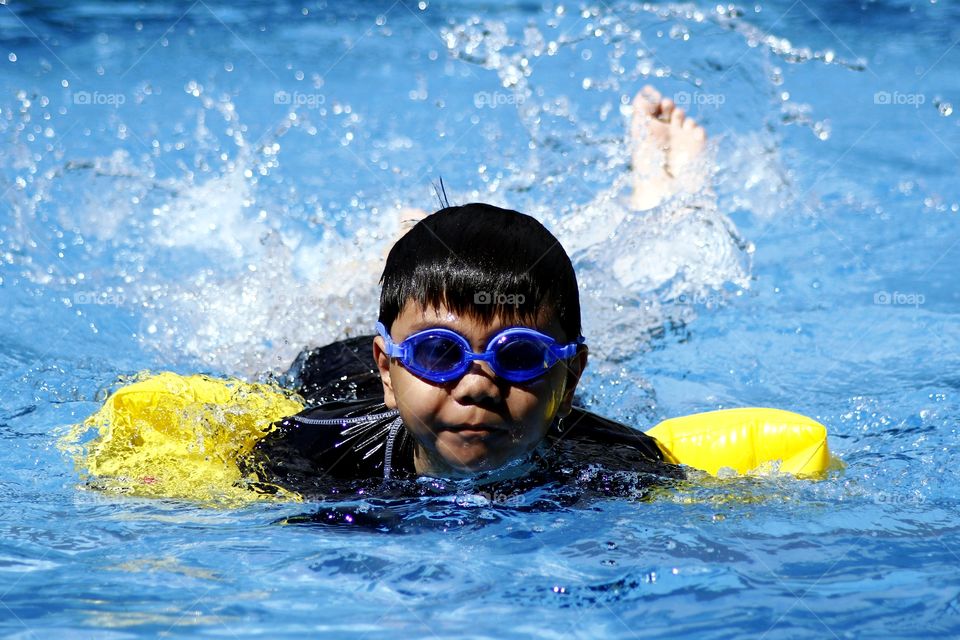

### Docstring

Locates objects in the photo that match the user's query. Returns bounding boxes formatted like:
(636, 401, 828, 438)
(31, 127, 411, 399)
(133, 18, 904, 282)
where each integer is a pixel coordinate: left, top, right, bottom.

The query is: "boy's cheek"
(388, 369, 441, 426)
(384, 392, 398, 410)
(377, 357, 406, 410)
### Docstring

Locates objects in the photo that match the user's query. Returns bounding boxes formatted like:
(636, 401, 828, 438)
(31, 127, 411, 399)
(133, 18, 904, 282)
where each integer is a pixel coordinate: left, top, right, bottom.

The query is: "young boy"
(250, 87, 705, 494)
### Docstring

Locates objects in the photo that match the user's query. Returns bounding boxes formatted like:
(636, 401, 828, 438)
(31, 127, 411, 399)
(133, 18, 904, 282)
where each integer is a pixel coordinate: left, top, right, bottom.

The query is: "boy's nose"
(452, 361, 503, 404)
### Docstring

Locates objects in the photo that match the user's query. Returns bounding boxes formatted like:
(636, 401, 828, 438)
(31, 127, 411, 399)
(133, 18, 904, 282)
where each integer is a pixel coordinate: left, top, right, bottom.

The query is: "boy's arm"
(287, 334, 383, 404)
(246, 398, 399, 494)
(554, 406, 684, 478)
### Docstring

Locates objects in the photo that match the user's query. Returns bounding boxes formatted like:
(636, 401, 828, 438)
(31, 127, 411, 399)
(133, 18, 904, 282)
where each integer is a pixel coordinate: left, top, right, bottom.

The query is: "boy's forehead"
(395, 300, 561, 337)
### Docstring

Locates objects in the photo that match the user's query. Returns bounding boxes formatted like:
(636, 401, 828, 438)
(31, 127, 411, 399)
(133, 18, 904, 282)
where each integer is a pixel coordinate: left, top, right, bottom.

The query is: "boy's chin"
(436, 449, 496, 475)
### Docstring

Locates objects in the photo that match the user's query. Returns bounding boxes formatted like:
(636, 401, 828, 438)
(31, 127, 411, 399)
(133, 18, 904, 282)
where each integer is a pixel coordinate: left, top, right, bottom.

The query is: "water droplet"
(7, 52, 16, 62)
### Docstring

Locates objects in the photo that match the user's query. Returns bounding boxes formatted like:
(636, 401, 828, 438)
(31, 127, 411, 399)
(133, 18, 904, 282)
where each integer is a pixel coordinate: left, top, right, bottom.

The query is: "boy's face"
(373, 301, 588, 478)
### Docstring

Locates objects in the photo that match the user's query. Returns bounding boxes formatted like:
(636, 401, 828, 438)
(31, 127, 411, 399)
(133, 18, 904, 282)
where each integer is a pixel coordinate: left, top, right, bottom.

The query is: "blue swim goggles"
(376, 321, 585, 384)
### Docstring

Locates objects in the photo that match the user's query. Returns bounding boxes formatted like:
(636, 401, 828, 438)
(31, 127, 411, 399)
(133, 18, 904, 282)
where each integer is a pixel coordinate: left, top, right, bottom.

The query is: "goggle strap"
(376, 321, 404, 360)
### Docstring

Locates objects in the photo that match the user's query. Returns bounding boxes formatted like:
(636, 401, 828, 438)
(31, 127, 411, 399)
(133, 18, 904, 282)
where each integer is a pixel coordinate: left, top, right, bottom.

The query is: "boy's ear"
(557, 345, 588, 419)
(373, 336, 398, 409)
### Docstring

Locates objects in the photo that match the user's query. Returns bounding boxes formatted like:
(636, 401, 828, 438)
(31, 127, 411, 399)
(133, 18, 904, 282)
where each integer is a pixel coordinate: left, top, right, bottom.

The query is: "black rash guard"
(250, 335, 681, 493)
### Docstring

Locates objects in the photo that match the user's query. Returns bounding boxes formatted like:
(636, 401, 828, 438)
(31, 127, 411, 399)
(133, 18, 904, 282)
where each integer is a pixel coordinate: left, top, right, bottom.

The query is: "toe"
(640, 84, 661, 103)
(682, 116, 697, 130)
(660, 98, 675, 120)
(633, 85, 661, 117)
(670, 107, 686, 127)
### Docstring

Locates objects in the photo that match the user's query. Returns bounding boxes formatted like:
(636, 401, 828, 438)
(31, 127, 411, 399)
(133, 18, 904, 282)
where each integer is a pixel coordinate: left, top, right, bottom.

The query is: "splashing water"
(1, 0, 833, 377)
(3, 1, 960, 637)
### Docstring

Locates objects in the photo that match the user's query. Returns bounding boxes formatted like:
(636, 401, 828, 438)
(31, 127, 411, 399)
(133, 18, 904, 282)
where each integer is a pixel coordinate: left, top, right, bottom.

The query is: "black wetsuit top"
(250, 335, 681, 496)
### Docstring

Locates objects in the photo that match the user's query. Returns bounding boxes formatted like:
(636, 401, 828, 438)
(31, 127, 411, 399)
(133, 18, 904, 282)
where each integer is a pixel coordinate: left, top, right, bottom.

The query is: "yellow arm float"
(646, 407, 842, 477)
(60, 372, 305, 505)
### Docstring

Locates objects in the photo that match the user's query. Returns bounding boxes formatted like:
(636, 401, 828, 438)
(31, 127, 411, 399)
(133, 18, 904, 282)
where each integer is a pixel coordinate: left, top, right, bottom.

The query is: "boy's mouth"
(440, 422, 506, 431)
(438, 423, 508, 437)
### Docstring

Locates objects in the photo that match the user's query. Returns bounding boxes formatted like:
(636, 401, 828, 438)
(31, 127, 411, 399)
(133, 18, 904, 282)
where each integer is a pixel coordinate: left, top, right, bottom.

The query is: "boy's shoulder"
(250, 397, 412, 490)
(549, 406, 678, 475)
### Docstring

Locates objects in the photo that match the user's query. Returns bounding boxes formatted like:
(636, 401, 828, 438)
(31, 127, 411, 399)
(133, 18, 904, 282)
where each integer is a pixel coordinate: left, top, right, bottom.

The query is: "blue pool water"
(2, 0, 959, 637)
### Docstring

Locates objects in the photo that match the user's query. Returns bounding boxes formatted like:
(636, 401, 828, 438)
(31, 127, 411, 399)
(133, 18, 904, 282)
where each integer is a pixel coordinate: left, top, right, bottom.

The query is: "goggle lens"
(410, 335, 464, 373)
(493, 336, 548, 373)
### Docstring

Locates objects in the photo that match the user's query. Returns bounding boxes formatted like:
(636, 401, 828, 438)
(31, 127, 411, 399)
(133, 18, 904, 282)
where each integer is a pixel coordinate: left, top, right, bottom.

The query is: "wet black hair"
(378, 202, 582, 342)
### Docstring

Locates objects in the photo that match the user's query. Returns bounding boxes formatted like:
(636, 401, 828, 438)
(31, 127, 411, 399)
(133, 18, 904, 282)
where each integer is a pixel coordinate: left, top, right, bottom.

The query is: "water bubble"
(7, 52, 16, 62)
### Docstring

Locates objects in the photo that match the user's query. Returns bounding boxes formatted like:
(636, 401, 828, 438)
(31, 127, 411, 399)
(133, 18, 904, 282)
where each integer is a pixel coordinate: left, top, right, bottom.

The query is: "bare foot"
(629, 85, 708, 210)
